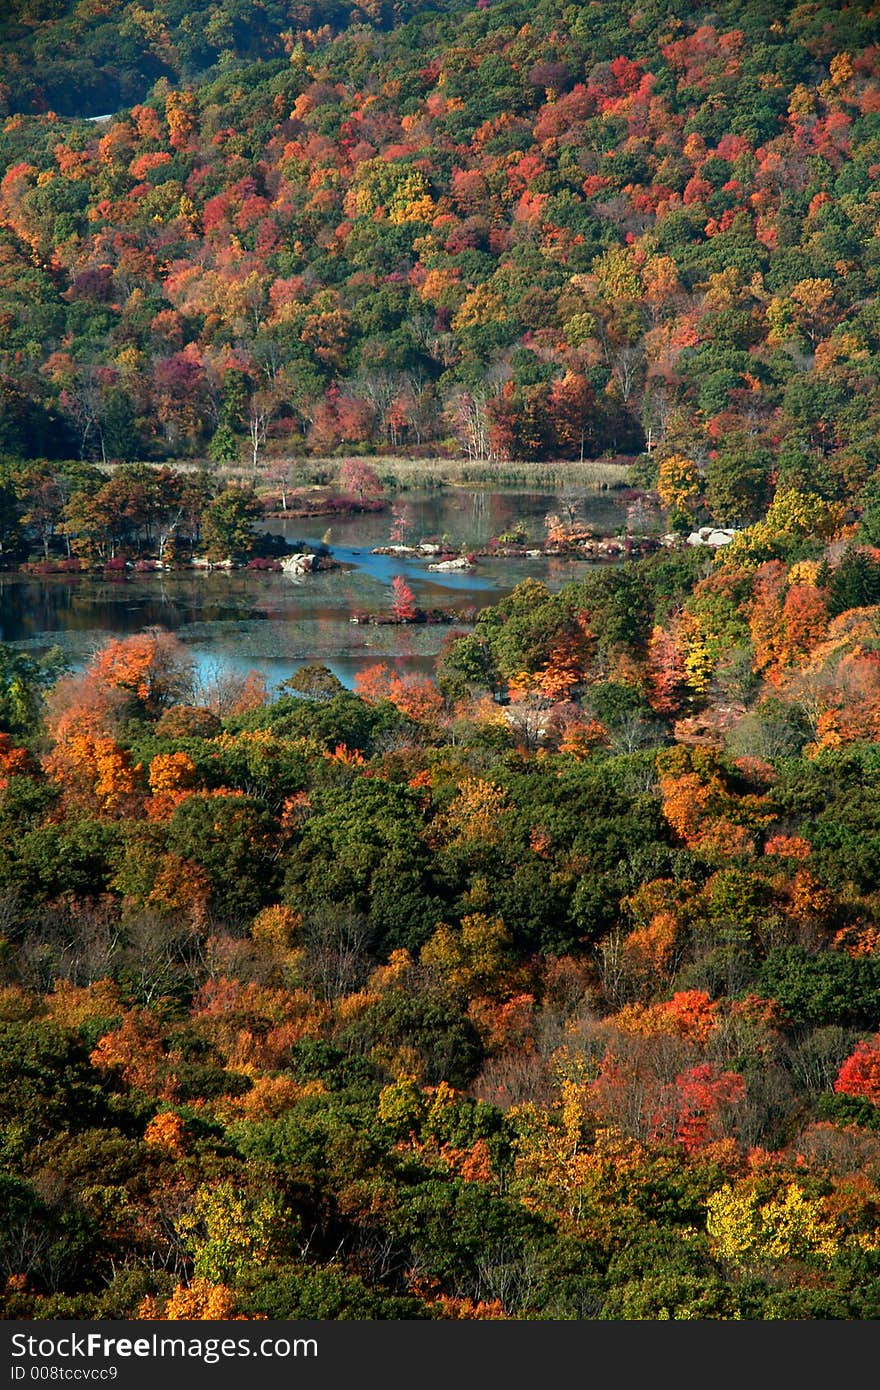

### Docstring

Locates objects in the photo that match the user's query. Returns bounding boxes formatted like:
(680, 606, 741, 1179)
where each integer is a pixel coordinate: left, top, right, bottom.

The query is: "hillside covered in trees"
(5, 539, 880, 1318)
(0, 0, 878, 502)
(3, 0, 880, 1324)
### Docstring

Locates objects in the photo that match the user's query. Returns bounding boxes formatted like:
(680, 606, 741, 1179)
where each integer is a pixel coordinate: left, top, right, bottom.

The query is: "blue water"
(1, 486, 625, 690)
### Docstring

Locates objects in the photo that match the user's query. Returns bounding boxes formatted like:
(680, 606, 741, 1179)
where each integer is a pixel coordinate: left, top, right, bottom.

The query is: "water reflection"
(1, 487, 624, 689)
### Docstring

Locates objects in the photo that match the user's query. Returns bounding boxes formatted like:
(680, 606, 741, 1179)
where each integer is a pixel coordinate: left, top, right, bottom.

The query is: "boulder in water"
(282, 552, 316, 574)
(427, 555, 476, 571)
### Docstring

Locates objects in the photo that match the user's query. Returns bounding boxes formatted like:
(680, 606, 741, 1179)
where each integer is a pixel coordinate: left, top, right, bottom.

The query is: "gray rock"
(686, 528, 736, 547)
(427, 555, 476, 571)
(281, 552, 316, 574)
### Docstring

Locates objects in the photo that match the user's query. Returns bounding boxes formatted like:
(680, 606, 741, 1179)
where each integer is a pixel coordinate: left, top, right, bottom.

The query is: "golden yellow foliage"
(138, 1279, 245, 1320)
(251, 903, 303, 949)
(707, 1181, 838, 1271)
(657, 453, 700, 510)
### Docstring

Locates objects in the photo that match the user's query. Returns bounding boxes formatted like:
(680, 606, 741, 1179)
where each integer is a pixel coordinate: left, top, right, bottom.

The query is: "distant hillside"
(0, 0, 878, 528)
(0, 0, 454, 117)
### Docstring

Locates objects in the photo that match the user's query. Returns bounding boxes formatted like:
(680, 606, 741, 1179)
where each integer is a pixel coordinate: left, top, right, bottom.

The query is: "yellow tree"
(657, 453, 700, 511)
(421, 913, 514, 996)
(439, 776, 509, 846)
(146, 750, 198, 819)
(176, 1181, 288, 1284)
(707, 1181, 839, 1275)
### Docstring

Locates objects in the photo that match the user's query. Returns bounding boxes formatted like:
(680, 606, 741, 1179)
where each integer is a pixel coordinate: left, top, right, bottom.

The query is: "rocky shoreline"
(370, 533, 669, 565)
(9, 531, 670, 579)
(10, 552, 342, 578)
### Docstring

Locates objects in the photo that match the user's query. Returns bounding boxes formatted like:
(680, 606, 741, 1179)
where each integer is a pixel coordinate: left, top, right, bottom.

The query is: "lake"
(0, 486, 625, 690)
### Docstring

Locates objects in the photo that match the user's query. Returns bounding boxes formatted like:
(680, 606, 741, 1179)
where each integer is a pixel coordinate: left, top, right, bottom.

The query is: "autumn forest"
(3, 0, 880, 1323)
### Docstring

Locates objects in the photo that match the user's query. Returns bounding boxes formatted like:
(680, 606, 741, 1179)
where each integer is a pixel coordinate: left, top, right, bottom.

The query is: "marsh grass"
(108, 454, 634, 493)
(300, 455, 634, 492)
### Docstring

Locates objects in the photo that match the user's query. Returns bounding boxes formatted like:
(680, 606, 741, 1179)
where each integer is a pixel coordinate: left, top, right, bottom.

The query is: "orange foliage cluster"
(354, 663, 443, 721)
(509, 615, 594, 705)
(89, 633, 192, 710)
(146, 750, 198, 819)
(45, 732, 143, 816)
(749, 563, 829, 683)
(191, 977, 329, 1073)
(619, 910, 679, 983)
(138, 1280, 247, 1321)
(764, 834, 811, 861)
(423, 1296, 507, 1320)
(144, 852, 212, 927)
(90, 1009, 179, 1100)
(612, 989, 720, 1044)
(143, 1110, 188, 1156)
(659, 766, 765, 857)
(0, 733, 33, 787)
(832, 924, 880, 958)
(467, 994, 536, 1051)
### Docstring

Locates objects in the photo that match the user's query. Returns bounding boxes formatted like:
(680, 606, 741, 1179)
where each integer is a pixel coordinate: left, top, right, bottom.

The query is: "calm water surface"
(0, 487, 624, 689)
